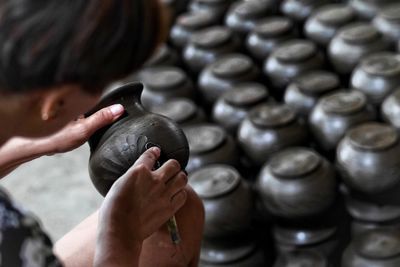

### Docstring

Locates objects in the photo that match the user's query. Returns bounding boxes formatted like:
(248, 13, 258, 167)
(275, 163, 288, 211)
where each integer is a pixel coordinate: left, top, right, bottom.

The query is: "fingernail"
(152, 146, 161, 156)
(110, 104, 124, 116)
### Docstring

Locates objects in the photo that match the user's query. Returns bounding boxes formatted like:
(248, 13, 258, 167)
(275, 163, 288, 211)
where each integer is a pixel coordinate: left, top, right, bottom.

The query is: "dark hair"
(0, 0, 166, 93)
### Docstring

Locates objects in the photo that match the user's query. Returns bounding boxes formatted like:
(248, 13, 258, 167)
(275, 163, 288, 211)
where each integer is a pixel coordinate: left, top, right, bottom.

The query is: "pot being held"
(87, 83, 189, 196)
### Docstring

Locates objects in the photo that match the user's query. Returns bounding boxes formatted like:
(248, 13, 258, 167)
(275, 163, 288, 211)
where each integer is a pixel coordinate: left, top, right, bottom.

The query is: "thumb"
(83, 104, 125, 136)
(133, 147, 161, 170)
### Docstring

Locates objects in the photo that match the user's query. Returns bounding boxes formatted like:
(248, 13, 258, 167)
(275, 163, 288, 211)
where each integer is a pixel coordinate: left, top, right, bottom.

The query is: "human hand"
(45, 104, 125, 155)
(95, 147, 188, 265)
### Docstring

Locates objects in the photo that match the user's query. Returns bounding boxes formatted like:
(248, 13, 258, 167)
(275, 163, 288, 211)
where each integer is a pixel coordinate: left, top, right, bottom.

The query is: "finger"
(154, 159, 181, 183)
(132, 147, 161, 170)
(164, 172, 187, 197)
(83, 104, 125, 136)
(170, 190, 187, 213)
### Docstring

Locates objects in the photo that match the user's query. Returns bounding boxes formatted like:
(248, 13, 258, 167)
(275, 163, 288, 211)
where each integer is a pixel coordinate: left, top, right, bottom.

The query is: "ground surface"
(1, 145, 102, 242)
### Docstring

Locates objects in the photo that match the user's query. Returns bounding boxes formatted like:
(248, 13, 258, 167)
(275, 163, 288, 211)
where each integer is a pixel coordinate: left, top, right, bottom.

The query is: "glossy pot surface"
(351, 52, 400, 106)
(264, 39, 324, 92)
(246, 16, 296, 62)
(189, 164, 253, 239)
(212, 82, 270, 135)
(139, 66, 196, 109)
(257, 147, 336, 218)
(280, 0, 333, 23)
(87, 83, 189, 196)
(150, 98, 206, 126)
(309, 90, 376, 152)
(382, 89, 400, 130)
(336, 122, 400, 199)
(274, 250, 330, 267)
(328, 22, 391, 75)
(284, 70, 340, 118)
(225, 0, 277, 36)
(199, 53, 259, 107)
(349, 0, 398, 20)
(183, 26, 240, 73)
(304, 4, 357, 46)
(144, 44, 180, 67)
(238, 104, 308, 166)
(189, 0, 233, 21)
(183, 124, 240, 173)
(342, 229, 400, 267)
(170, 11, 218, 48)
(373, 3, 400, 44)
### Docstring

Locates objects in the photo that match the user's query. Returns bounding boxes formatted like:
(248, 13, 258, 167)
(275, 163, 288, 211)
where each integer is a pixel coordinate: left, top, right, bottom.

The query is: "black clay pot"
(309, 90, 376, 153)
(344, 192, 400, 237)
(328, 22, 392, 76)
(198, 53, 259, 107)
(144, 44, 180, 67)
(212, 82, 270, 135)
(382, 89, 400, 130)
(351, 52, 400, 106)
(257, 147, 337, 219)
(284, 70, 340, 118)
(225, 0, 278, 37)
(183, 26, 241, 74)
(189, 0, 232, 21)
(139, 66, 196, 109)
(304, 4, 357, 47)
(238, 104, 308, 166)
(280, 0, 333, 24)
(342, 229, 400, 267)
(336, 122, 400, 204)
(183, 124, 240, 173)
(273, 225, 339, 259)
(274, 251, 330, 267)
(246, 16, 296, 63)
(373, 4, 400, 45)
(263, 39, 324, 94)
(87, 83, 189, 196)
(189, 164, 253, 239)
(150, 98, 206, 126)
(200, 239, 267, 267)
(349, 0, 398, 20)
(170, 11, 218, 49)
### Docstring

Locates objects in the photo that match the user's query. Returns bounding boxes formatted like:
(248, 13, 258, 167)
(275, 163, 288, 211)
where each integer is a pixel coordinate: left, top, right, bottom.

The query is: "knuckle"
(167, 159, 180, 171)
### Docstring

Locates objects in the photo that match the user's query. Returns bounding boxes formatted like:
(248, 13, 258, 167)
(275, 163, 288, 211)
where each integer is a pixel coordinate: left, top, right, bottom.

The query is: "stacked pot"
(99, 0, 400, 266)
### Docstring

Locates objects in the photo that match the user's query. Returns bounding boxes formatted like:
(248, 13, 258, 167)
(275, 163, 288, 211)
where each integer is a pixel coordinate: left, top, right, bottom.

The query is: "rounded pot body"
(212, 82, 270, 135)
(238, 104, 309, 166)
(349, 0, 398, 20)
(342, 229, 400, 267)
(189, 0, 232, 21)
(328, 22, 392, 75)
(246, 16, 296, 62)
(382, 89, 400, 130)
(351, 52, 400, 106)
(284, 70, 340, 118)
(274, 250, 330, 267)
(309, 90, 376, 152)
(257, 147, 337, 218)
(373, 4, 400, 44)
(150, 97, 206, 126)
(264, 39, 324, 92)
(336, 122, 400, 202)
(183, 124, 240, 173)
(183, 26, 241, 74)
(143, 44, 180, 67)
(304, 4, 357, 47)
(139, 66, 196, 109)
(280, 0, 333, 23)
(198, 53, 259, 107)
(225, 0, 277, 37)
(189, 164, 254, 239)
(170, 11, 218, 49)
(87, 83, 189, 196)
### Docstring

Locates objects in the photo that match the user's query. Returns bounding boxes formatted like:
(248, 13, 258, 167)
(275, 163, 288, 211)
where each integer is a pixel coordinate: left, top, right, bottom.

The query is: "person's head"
(0, 0, 168, 138)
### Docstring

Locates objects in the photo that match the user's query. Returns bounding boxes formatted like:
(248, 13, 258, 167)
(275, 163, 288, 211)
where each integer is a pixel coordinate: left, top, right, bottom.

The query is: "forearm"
(0, 137, 53, 178)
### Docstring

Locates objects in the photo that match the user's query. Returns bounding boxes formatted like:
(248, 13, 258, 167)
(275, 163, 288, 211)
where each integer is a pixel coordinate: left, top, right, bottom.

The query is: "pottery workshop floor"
(1, 144, 102, 242)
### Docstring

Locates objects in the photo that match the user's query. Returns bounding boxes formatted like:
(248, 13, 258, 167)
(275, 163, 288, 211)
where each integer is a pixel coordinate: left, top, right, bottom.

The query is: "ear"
(40, 86, 70, 121)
